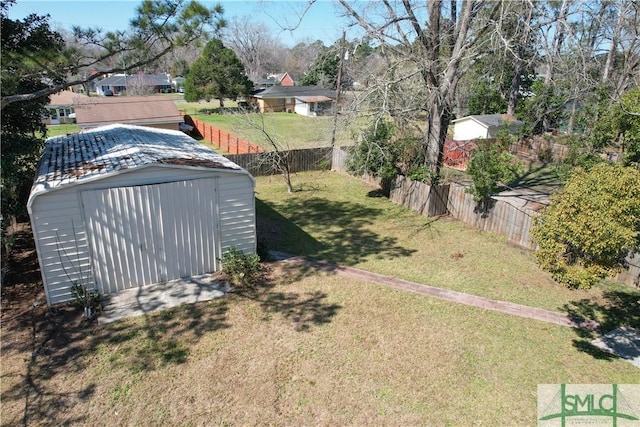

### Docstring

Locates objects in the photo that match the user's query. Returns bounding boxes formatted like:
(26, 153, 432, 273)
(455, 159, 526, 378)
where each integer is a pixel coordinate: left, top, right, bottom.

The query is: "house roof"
(295, 95, 333, 103)
(48, 91, 88, 106)
(74, 95, 183, 128)
(252, 85, 335, 100)
(96, 73, 171, 87)
(29, 124, 246, 203)
(452, 114, 523, 128)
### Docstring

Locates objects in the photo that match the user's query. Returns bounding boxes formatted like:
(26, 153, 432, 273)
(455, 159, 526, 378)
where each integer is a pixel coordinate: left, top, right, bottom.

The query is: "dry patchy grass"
(2, 265, 638, 426)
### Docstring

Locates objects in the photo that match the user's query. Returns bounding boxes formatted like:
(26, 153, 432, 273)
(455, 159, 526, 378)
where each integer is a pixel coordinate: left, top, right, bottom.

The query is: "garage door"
(81, 178, 220, 295)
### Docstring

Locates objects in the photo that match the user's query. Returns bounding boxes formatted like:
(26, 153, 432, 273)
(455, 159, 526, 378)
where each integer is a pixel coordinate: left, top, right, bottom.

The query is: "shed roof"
(74, 95, 183, 128)
(29, 124, 246, 202)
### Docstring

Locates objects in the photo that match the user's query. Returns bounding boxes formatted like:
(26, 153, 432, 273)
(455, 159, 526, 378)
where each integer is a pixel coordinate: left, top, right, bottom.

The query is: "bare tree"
(240, 114, 294, 193)
(335, 0, 502, 181)
(123, 73, 155, 96)
(223, 17, 288, 83)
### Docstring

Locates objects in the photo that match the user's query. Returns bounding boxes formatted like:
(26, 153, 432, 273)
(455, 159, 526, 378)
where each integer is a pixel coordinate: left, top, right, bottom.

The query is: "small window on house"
(59, 108, 65, 117)
(278, 98, 285, 105)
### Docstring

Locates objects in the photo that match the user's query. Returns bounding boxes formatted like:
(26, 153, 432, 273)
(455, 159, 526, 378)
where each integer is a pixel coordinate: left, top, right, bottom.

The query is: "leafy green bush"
(221, 247, 262, 287)
(347, 119, 397, 180)
(466, 133, 522, 207)
(531, 163, 640, 289)
(347, 121, 430, 186)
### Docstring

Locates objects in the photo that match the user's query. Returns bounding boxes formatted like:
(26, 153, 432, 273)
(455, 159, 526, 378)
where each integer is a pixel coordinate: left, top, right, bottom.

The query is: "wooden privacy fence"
(446, 183, 540, 249)
(225, 147, 333, 177)
(383, 172, 639, 286)
(185, 116, 264, 154)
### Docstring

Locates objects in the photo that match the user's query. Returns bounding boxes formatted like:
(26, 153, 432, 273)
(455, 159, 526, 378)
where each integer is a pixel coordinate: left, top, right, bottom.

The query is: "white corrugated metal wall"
(30, 166, 255, 305)
(81, 178, 221, 295)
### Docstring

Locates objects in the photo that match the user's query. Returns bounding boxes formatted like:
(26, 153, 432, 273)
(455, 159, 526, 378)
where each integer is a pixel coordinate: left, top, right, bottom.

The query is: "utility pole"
(330, 30, 347, 150)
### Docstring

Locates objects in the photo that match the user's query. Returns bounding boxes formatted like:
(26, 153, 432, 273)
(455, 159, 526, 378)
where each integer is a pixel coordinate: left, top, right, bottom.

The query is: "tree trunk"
(425, 96, 451, 182)
(602, 1, 624, 85)
(567, 99, 577, 135)
(507, 66, 522, 117)
(507, 3, 533, 117)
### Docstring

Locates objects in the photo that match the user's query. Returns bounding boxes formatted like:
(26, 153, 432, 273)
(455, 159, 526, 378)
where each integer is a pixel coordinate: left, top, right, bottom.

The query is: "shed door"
(81, 178, 220, 295)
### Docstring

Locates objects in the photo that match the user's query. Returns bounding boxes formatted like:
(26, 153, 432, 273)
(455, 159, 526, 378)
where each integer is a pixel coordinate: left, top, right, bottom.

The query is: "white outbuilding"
(451, 114, 524, 141)
(28, 124, 256, 305)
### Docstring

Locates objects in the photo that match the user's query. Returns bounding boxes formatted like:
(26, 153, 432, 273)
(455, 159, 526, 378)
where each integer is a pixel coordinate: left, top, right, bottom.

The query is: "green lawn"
(2, 170, 638, 426)
(177, 98, 361, 150)
(255, 171, 637, 317)
(44, 123, 81, 138)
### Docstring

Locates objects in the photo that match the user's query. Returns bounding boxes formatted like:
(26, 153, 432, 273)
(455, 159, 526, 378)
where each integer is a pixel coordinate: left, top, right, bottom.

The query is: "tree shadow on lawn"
(1, 294, 233, 426)
(234, 269, 342, 333)
(1, 235, 343, 426)
(255, 196, 416, 267)
(509, 161, 562, 190)
(563, 289, 640, 361)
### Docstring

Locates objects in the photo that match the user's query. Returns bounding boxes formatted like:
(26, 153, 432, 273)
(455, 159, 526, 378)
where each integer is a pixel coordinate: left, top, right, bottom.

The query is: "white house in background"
(452, 114, 524, 141)
(172, 76, 186, 92)
(28, 124, 256, 305)
(251, 85, 335, 116)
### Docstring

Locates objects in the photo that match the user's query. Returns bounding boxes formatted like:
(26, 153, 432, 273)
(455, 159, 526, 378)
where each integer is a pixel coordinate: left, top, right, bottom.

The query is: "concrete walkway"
(271, 251, 600, 331)
(98, 251, 599, 331)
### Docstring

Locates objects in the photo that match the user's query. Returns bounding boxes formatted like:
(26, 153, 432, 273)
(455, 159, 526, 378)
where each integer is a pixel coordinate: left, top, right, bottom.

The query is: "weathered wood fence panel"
(389, 176, 449, 217)
(618, 253, 640, 287)
(332, 146, 348, 173)
(226, 147, 333, 177)
(447, 184, 538, 249)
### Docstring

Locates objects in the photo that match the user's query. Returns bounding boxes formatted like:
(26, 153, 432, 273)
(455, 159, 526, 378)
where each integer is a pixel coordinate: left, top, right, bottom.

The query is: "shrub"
(531, 163, 640, 289)
(70, 282, 102, 318)
(466, 134, 522, 208)
(221, 247, 261, 287)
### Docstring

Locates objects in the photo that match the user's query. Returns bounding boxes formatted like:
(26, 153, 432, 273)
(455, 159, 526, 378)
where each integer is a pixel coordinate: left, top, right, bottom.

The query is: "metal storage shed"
(28, 124, 256, 305)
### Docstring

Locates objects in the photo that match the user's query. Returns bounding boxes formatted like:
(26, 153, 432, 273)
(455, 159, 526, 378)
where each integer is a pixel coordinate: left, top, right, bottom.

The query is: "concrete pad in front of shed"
(98, 275, 229, 325)
(591, 326, 640, 368)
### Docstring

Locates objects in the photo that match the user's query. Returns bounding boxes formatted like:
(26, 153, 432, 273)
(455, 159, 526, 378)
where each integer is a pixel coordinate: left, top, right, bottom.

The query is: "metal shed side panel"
(217, 174, 256, 255)
(28, 190, 93, 305)
(30, 166, 249, 305)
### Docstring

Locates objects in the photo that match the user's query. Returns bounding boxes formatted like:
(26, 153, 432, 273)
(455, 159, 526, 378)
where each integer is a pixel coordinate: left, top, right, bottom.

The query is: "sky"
(6, 0, 352, 47)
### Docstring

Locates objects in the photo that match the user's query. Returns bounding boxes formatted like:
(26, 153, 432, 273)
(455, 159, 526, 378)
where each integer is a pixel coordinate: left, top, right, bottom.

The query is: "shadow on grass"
(256, 196, 416, 267)
(563, 289, 640, 361)
(234, 268, 342, 332)
(1, 295, 233, 426)
(2, 244, 342, 426)
(509, 161, 562, 190)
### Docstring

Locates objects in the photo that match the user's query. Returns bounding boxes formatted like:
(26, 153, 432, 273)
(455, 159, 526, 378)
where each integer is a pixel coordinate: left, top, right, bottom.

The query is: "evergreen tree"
(184, 39, 252, 107)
